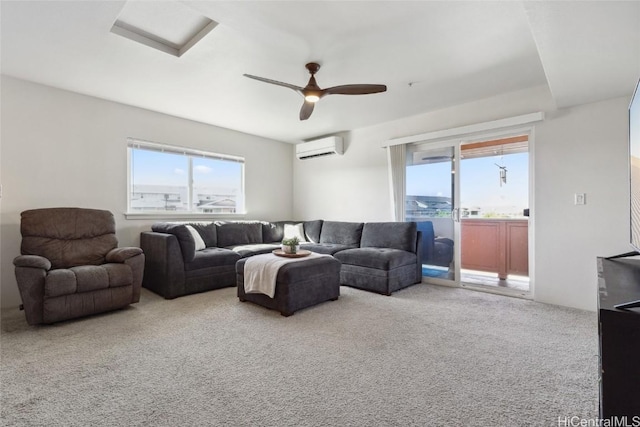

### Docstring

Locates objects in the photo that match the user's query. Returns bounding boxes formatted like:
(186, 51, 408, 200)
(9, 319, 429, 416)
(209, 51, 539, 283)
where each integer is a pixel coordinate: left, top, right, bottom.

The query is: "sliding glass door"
(458, 136, 530, 294)
(405, 144, 457, 283)
(404, 133, 531, 297)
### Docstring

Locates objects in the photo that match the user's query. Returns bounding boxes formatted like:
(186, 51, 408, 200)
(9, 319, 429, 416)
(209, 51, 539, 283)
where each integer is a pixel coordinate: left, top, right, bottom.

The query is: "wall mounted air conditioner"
(295, 136, 344, 160)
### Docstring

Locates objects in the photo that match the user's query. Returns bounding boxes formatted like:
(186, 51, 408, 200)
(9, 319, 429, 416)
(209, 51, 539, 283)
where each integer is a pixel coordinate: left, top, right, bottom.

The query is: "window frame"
(125, 138, 246, 219)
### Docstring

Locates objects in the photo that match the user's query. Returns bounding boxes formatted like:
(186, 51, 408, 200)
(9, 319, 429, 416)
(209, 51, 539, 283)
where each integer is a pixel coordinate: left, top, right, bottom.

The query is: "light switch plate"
(575, 193, 586, 205)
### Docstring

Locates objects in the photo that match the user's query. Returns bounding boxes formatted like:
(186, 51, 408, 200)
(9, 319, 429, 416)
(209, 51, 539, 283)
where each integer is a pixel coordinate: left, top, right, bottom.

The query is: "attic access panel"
(110, 1, 217, 57)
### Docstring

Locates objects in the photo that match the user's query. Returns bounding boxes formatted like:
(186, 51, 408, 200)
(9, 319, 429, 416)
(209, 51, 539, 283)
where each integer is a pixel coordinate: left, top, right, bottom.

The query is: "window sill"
(124, 212, 247, 221)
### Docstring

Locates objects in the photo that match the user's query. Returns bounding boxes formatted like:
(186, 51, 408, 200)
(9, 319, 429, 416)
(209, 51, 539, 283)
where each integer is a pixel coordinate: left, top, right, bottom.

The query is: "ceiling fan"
(243, 62, 387, 121)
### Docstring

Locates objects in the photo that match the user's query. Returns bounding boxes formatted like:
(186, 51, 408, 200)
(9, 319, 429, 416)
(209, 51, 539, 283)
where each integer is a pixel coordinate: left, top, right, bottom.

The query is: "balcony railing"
(461, 218, 528, 280)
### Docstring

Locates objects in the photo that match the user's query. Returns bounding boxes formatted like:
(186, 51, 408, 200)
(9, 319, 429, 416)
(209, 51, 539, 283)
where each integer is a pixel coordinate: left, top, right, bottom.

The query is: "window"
(128, 139, 245, 214)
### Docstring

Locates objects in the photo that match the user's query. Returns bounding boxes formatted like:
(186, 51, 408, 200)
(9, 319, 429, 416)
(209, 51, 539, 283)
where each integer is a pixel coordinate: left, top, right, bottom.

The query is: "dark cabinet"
(597, 257, 640, 417)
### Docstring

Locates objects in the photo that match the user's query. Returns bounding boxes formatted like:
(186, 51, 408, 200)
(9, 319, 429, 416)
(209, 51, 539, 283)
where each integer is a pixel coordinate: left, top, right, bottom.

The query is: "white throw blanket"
(244, 252, 328, 298)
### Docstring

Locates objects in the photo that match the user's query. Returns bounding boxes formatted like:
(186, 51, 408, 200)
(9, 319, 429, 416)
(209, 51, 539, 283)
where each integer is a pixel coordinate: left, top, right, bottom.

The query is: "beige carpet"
(1, 284, 598, 426)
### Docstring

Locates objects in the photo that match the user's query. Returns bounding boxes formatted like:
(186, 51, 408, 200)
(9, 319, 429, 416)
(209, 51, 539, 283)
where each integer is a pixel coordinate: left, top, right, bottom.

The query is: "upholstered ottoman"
(236, 255, 341, 316)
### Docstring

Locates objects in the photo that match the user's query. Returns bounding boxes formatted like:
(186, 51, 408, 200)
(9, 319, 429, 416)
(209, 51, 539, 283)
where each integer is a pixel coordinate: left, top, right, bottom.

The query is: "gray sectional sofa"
(140, 219, 422, 299)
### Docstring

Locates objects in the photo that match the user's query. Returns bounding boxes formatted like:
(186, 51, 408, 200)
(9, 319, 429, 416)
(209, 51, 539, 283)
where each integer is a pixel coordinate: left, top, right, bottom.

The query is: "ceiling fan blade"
(299, 101, 315, 121)
(322, 84, 387, 96)
(243, 74, 304, 93)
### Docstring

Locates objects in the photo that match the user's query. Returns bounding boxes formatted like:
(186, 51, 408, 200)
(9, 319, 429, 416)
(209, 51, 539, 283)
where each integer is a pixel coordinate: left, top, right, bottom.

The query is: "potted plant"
(281, 236, 300, 254)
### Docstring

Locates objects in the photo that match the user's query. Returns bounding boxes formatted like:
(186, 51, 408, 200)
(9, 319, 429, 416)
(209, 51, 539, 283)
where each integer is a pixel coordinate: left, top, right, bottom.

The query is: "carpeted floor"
(1, 284, 598, 426)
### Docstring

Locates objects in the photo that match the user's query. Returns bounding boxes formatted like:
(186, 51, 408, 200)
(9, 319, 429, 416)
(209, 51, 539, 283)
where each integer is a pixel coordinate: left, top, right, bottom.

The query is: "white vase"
(281, 244, 300, 254)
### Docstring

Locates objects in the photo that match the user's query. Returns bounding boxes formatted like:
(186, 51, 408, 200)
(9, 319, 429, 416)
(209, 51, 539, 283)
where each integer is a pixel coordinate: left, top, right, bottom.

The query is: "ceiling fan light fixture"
(304, 94, 320, 103)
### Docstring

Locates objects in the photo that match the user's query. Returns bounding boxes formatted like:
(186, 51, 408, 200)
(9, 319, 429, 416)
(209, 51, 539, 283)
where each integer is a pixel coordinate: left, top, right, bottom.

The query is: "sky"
(132, 146, 527, 211)
(406, 151, 529, 210)
(131, 149, 243, 191)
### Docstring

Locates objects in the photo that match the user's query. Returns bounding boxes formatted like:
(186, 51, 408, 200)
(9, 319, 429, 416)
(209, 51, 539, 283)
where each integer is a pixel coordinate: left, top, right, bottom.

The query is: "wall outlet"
(575, 193, 586, 205)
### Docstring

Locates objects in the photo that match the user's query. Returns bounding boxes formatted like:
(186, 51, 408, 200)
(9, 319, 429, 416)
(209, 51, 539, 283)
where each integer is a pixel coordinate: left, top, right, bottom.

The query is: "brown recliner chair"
(13, 207, 145, 325)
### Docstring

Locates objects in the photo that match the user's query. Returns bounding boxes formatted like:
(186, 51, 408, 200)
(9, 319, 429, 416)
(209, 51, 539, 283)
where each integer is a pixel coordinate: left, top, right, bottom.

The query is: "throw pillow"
(284, 223, 307, 242)
(185, 225, 206, 251)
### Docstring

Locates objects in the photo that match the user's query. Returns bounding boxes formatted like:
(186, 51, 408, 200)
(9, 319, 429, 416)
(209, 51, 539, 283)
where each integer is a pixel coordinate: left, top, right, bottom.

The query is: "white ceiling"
(1, 1, 639, 144)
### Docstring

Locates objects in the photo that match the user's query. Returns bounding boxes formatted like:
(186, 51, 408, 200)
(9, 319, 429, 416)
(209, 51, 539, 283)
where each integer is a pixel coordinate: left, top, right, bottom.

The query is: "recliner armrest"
(106, 247, 143, 263)
(13, 255, 51, 271)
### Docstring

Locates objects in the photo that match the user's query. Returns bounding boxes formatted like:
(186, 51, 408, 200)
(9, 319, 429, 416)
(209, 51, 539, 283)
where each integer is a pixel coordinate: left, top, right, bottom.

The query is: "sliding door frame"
(408, 139, 461, 287)
(456, 126, 535, 299)
(410, 125, 536, 300)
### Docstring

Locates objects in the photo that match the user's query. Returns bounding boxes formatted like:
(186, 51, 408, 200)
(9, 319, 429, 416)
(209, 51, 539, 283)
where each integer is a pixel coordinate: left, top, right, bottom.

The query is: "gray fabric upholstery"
(71, 265, 109, 293)
(236, 256, 340, 316)
(140, 231, 236, 299)
(142, 219, 422, 300)
(106, 247, 143, 263)
(45, 269, 77, 298)
(261, 221, 290, 243)
(336, 223, 423, 295)
(151, 223, 198, 263)
(226, 243, 281, 258)
(13, 255, 51, 270)
(14, 208, 144, 325)
(334, 248, 417, 270)
(300, 243, 355, 255)
(339, 263, 418, 295)
(14, 266, 46, 325)
(302, 220, 323, 243)
(140, 232, 187, 299)
(21, 208, 118, 269)
(360, 222, 417, 252)
(188, 222, 217, 247)
(151, 222, 217, 255)
(184, 248, 240, 271)
(185, 267, 236, 295)
(42, 286, 134, 324)
(319, 221, 363, 246)
(216, 222, 263, 247)
(124, 253, 145, 303)
(261, 220, 323, 244)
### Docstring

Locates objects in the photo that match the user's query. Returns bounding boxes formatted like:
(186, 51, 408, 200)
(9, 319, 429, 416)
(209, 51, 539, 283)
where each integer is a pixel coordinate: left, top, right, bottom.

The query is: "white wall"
(534, 98, 630, 311)
(0, 76, 293, 308)
(293, 85, 631, 311)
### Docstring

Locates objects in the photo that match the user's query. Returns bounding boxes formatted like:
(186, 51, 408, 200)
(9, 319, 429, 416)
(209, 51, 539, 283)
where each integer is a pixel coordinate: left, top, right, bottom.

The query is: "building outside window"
(128, 139, 245, 214)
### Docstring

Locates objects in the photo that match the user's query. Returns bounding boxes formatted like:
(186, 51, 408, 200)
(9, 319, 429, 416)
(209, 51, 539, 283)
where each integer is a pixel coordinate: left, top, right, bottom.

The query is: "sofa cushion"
(284, 223, 307, 242)
(152, 223, 198, 262)
(71, 265, 110, 293)
(216, 222, 263, 247)
(303, 220, 323, 243)
(44, 263, 133, 298)
(102, 263, 134, 288)
(45, 269, 77, 297)
(262, 221, 289, 243)
(319, 221, 364, 246)
(262, 220, 322, 243)
(227, 243, 281, 258)
(301, 243, 355, 255)
(184, 248, 241, 271)
(334, 248, 417, 270)
(155, 220, 216, 241)
(186, 225, 206, 251)
(186, 222, 217, 248)
(360, 222, 417, 253)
